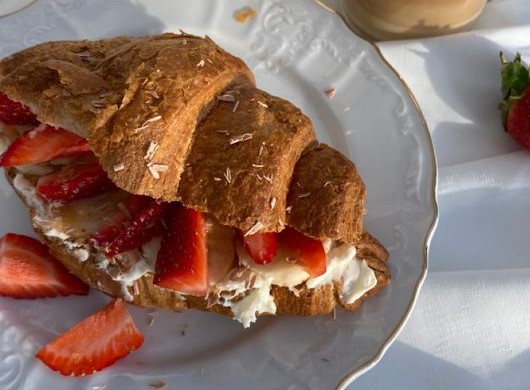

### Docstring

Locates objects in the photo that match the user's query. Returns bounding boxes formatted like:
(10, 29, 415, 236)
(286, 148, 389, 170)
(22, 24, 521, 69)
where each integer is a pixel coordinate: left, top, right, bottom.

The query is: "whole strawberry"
(500, 52, 530, 149)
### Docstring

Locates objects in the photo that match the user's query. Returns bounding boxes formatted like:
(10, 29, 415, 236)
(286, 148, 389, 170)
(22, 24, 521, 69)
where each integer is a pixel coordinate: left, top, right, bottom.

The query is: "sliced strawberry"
(0, 233, 88, 298)
(55, 138, 91, 158)
(106, 201, 168, 257)
(36, 299, 143, 376)
(278, 227, 326, 277)
(0, 124, 90, 167)
(0, 92, 37, 125)
(243, 232, 277, 264)
(89, 195, 152, 247)
(154, 205, 208, 296)
(36, 161, 115, 203)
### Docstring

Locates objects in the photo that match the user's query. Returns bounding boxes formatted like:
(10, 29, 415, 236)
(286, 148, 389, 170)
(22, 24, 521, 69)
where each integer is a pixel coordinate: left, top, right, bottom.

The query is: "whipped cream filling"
(215, 238, 378, 328)
(11, 170, 378, 328)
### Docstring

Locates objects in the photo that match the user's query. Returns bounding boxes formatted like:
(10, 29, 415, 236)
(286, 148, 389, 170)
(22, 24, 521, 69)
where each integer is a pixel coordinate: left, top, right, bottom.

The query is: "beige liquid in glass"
(341, 0, 487, 41)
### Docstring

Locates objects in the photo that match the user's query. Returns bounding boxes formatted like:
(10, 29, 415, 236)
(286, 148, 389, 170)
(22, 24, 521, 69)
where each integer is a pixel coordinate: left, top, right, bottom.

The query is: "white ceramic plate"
(0, 1, 437, 389)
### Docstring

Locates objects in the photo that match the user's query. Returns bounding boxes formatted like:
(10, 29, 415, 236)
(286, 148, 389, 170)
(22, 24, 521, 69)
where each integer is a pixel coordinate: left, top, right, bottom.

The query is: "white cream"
(140, 236, 162, 265)
(15, 164, 54, 176)
(111, 259, 152, 302)
(306, 243, 377, 304)
(13, 173, 43, 212)
(237, 243, 310, 288)
(229, 283, 277, 328)
(210, 232, 378, 327)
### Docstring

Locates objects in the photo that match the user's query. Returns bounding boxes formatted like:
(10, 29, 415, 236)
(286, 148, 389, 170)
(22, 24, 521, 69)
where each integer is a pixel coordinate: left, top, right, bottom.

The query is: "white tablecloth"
(333, 0, 530, 388)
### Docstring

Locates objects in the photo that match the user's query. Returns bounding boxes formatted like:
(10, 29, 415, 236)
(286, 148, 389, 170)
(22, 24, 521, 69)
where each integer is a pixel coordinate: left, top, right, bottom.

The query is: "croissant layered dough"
(0, 33, 390, 327)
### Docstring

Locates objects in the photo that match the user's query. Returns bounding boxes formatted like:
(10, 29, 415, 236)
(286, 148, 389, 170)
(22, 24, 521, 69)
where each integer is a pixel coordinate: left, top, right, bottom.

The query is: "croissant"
(0, 33, 389, 327)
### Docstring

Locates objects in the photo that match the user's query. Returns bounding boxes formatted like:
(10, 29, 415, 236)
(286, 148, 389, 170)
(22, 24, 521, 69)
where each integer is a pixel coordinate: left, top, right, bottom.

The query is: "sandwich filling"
(1, 113, 377, 328)
(10, 170, 377, 327)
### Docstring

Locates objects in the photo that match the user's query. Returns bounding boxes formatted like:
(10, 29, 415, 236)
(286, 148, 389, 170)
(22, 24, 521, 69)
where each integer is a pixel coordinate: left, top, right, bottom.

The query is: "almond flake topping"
(207, 58, 213, 64)
(244, 221, 264, 236)
(298, 192, 311, 199)
(217, 94, 235, 102)
(263, 173, 273, 184)
(223, 167, 232, 184)
(216, 129, 230, 136)
(113, 162, 125, 172)
(77, 50, 91, 59)
(246, 272, 257, 289)
(146, 90, 160, 99)
(214, 177, 222, 182)
(232, 99, 240, 113)
(146, 162, 168, 180)
(270, 197, 277, 209)
(147, 310, 158, 326)
(252, 164, 264, 168)
(325, 87, 336, 99)
(196, 59, 205, 67)
(144, 141, 159, 161)
(286, 205, 293, 214)
(134, 115, 162, 133)
(257, 100, 268, 108)
(143, 115, 162, 125)
(147, 165, 160, 179)
(323, 180, 332, 187)
(91, 101, 106, 109)
(256, 174, 263, 181)
(229, 133, 253, 145)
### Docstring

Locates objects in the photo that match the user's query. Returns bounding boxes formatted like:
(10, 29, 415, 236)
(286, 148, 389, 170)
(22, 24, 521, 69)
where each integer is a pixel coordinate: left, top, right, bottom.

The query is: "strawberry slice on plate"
(89, 194, 152, 247)
(106, 200, 168, 257)
(0, 91, 37, 125)
(0, 124, 90, 167)
(36, 298, 144, 376)
(0, 233, 88, 298)
(154, 205, 208, 296)
(278, 227, 326, 277)
(243, 232, 277, 264)
(36, 160, 116, 203)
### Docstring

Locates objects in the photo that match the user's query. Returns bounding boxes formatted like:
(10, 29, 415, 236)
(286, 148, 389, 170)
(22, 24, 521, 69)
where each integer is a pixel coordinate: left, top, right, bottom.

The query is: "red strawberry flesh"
(106, 201, 168, 257)
(243, 232, 277, 264)
(55, 138, 91, 158)
(0, 92, 37, 125)
(278, 227, 326, 277)
(36, 161, 115, 203)
(0, 233, 88, 298)
(89, 195, 152, 247)
(0, 124, 90, 166)
(154, 205, 208, 296)
(36, 299, 144, 376)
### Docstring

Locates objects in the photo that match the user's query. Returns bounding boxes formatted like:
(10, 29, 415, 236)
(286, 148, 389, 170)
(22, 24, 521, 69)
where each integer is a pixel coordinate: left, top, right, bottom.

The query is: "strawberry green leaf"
(501, 52, 529, 98)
